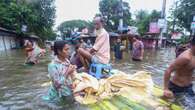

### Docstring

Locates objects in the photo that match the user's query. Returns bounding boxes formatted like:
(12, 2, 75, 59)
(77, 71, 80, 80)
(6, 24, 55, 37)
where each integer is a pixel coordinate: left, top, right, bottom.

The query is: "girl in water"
(45, 40, 76, 101)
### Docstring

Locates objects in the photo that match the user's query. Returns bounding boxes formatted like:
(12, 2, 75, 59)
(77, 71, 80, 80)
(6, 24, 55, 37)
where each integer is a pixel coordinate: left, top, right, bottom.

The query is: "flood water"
(0, 48, 194, 110)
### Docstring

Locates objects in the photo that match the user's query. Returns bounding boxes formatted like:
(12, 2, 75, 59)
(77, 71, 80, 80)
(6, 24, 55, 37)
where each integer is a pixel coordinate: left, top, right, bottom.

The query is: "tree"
(0, 0, 56, 40)
(31, 0, 56, 40)
(135, 10, 150, 35)
(57, 20, 92, 38)
(135, 10, 161, 35)
(99, 0, 132, 31)
(170, 0, 195, 33)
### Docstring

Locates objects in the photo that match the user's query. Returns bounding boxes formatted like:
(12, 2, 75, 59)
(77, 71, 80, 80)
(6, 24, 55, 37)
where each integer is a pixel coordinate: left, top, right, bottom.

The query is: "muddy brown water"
(0, 48, 193, 110)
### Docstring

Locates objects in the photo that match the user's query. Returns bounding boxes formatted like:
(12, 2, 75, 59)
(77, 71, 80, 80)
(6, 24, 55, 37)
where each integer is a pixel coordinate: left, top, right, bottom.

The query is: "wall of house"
(0, 36, 18, 51)
(0, 36, 4, 51)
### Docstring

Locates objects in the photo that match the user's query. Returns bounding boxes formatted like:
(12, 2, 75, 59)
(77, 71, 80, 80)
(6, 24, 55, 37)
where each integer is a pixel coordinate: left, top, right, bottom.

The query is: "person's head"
(190, 35, 195, 55)
(117, 38, 121, 43)
(24, 40, 33, 47)
(54, 41, 70, 59)
(93, 16, 104, 30)
(129, 35, 138, 43)
(80, 39, 84, 43)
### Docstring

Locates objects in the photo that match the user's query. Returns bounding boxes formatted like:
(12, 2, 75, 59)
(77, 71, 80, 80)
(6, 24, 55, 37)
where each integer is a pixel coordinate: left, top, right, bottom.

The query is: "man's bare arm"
(164, 56, 190, 90)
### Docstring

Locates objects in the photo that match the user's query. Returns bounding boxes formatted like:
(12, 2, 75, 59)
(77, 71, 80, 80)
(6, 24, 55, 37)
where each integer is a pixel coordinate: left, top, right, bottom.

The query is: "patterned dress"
(44, 56, 73, 101)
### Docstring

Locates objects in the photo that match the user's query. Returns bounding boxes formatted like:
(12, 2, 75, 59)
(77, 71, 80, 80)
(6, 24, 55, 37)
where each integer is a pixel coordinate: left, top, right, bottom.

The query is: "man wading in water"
(163, 36, 195, 98)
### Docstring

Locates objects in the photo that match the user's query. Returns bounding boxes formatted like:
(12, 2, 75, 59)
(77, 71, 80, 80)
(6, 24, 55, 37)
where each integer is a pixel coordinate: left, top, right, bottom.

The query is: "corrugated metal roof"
(0, 27, 17, 34)
(0, 27, 40, 39)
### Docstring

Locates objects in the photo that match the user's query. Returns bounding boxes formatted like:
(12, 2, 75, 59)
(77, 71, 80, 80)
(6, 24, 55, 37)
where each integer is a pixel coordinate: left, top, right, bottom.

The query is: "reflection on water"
(0, 48, 194, 110)
(112, 48, 175, 86)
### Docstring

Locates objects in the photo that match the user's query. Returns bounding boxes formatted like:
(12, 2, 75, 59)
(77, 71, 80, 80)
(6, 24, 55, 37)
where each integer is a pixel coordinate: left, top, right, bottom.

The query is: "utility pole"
(118, 0, 123, 34)
(159, 0, 166, 48)
(172, 0, 178, 33)
(161, 0, 166, 18)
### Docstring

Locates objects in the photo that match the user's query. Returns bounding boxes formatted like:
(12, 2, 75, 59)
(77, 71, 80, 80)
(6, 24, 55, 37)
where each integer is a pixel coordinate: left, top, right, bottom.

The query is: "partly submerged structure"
(0, 27, 39, 51)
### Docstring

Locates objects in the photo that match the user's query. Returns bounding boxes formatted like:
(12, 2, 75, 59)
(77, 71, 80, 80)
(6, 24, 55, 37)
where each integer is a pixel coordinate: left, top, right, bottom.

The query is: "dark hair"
(24, 40, 34, 47)
(134, 35, 139, 38)
(72, 39, 80, 45)
(54, 41, 68, 55)
(29, 40, 34, 44)
(79, 39, 84, 43)
(190, 35, 195, 45)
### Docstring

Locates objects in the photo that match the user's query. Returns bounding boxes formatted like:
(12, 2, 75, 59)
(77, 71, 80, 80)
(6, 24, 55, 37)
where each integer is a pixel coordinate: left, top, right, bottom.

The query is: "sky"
(54, 0, 175, 28)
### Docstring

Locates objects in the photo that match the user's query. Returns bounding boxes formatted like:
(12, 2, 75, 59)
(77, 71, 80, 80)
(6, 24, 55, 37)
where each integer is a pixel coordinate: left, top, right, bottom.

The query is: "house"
(0, 27, 39, 51)
(141, 32, 160, 49)
(0, 27, 20, 51)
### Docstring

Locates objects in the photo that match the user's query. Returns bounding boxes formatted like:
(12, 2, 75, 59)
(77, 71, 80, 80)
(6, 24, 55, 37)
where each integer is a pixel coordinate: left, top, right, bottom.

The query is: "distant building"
(171, 32, 183, 40)
(0, 27, 39, 51)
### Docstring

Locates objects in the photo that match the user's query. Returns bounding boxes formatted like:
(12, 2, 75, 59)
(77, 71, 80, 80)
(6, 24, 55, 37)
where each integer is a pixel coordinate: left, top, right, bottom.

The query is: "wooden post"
(2, 36, 7, 51)
(10, 38, 12, 49)
(156, 39, 159, 49)
(126, 35, 129, 52)
(2, 36, 7, 56)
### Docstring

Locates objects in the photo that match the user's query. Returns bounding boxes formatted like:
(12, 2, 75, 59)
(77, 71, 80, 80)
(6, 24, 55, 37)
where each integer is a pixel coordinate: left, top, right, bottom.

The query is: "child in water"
(24, 40, 45, 65)
(45, 41, 76, 101)
(24, 40, 35, 65)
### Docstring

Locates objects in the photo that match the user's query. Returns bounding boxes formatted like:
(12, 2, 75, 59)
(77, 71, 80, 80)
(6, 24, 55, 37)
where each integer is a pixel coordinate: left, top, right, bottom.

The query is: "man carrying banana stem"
(163, 36, 195, 98)
(77, 16, 110, 69)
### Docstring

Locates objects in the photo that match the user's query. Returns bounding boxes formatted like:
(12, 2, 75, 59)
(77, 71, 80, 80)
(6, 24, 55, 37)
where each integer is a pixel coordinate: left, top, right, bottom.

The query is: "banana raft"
(73, 70, 183, 110)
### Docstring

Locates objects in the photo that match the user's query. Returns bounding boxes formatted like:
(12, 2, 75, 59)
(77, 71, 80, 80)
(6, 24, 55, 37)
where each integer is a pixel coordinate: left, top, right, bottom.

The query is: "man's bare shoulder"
(177, 49, 192, 63)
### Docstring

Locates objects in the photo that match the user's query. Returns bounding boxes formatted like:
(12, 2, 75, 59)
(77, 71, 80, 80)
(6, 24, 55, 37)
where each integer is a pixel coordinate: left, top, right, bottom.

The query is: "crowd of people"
(24, 16, 194, 104)
(40, 16, 111, 101)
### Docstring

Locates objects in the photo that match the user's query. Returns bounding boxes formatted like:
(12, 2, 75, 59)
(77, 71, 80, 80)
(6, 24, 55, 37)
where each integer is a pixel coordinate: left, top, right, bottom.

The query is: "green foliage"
(57, 20, 93, 37)
(0, 0, 56, 40)
(170, 0, 195, 32)
(99, 0, 133, 31)
(135, 10, 150, 35)
(176, 35, 190, 45)
(135, 10, 161, 35)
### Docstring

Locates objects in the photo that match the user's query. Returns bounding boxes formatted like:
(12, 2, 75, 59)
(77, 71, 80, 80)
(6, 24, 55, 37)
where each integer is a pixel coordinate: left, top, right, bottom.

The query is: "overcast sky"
(54, 0, 175, 28)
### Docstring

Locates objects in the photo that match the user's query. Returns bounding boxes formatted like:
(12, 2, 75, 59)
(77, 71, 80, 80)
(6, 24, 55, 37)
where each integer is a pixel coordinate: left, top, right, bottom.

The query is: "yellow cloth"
(73, 71, 154, 105)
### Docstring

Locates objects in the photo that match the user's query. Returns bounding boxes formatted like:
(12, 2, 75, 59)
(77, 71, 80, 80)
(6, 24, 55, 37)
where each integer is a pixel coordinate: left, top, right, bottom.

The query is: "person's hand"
(70, 83, 76, 90)
(89, 48, 96, 55)
(66, 65, 77, 75)
(89, 48, 93, 53)
(163, 89, 174, 99)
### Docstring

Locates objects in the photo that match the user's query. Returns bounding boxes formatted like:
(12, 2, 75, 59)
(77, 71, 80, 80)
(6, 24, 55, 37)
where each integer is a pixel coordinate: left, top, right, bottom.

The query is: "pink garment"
(93, 28, 110, 64)
(132, 40, 144, 60)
